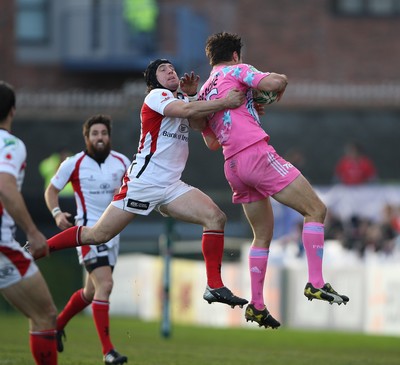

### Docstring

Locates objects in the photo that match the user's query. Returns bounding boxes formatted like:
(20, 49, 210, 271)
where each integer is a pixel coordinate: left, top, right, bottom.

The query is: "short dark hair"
(0, 81, 16, 121)
(205, 32, 243, 66)
(82, 114, 112, 138)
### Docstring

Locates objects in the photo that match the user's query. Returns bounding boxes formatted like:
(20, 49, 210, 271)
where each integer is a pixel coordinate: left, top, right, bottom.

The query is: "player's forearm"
(182, 98, 231, 119)
(0, 184, 39, 236)
(259, 73, 288, 93)
(44, 183, 61, 212)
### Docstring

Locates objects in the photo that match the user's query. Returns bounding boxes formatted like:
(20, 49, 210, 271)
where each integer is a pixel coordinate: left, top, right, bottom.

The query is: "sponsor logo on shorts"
(0, 265, 14, 279)
(96, 244, 108, 253)
(127, 199, 150, 210)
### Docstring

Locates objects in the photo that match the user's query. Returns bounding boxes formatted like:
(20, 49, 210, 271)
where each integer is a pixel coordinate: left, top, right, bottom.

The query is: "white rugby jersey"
(0, 129, 26, 244)
(51, 150, 130, 226)
(129, 88, 190, 186)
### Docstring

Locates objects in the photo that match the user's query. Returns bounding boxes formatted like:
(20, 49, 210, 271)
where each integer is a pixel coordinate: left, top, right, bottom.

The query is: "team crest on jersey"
(160, 91, 172, 103)
(3, 138, 16, 147)
(179, 124, 189, 133)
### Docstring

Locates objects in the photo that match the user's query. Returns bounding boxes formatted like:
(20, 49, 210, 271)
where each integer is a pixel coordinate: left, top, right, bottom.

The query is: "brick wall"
(1, 0, 399, 90)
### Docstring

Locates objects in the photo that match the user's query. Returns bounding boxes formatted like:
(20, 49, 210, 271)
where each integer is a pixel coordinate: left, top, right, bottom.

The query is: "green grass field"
(1, 313, 399, 365)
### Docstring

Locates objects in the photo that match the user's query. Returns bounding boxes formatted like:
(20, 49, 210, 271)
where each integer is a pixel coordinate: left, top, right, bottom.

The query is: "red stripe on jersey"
(70, 154, 87, 219)
(0, 245, 31, 276)
(113, 173, 130, 201)
(139, 103, 163, 154)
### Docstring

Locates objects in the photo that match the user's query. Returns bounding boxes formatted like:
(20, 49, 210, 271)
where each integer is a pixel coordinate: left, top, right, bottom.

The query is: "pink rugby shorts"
(224, 139, 301, 204)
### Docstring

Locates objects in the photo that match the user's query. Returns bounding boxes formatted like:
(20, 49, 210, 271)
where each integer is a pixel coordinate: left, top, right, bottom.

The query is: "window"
(16, 0, 49, 43)
(332, 0, 400, 16)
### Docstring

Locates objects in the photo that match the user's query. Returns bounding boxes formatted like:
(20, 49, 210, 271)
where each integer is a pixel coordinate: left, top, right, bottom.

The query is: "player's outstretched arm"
(164, 89, 245, 119)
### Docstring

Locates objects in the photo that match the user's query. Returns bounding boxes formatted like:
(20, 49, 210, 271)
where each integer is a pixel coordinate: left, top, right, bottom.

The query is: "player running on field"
(192, 32, 349, 329)
(44, 115, 130, 365)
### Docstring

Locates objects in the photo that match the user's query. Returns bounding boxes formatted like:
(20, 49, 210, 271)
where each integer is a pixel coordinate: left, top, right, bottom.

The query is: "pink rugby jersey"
(199, 63, 270, 160)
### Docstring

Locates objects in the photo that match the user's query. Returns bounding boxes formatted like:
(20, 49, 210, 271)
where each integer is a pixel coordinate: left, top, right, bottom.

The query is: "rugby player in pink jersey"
(194, 32, 349, 329)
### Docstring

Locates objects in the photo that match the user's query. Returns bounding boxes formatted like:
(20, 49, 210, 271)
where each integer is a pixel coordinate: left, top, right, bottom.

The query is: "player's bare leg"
(162, 188, 248, 308)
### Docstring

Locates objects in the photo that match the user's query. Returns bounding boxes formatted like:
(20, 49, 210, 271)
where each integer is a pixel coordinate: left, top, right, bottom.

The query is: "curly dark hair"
(82, 114, 112, 138)
(205, 32, 243, 66)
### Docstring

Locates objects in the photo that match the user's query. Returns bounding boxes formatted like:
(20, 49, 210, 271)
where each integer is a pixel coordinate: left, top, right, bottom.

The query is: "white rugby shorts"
(112, 179, 194, 216)
(0, 241, 39, 289)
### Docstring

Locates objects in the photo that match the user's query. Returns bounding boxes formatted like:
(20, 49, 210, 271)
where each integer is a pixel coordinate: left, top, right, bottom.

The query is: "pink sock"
(249, 246, 269, 310)
(302, 222, 325, 288)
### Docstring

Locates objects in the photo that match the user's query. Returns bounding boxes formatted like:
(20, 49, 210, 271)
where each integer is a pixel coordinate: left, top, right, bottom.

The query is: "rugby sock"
(29, 329, 57, 365)
(47, 226, 82, 253)
(302, 222, 325, 288)
(249, 246, 269, 310)
(92, 300, 113, 355)
(202, 230, 224, 288)
(57, 288, 91, 330)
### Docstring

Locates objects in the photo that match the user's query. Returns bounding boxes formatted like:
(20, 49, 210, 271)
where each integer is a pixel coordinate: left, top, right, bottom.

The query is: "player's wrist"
(51, 207, 62, 218)
(188, 92, 198, 102)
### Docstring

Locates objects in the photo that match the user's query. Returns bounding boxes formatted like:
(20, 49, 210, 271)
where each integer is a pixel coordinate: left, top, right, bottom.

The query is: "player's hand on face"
(225, 88, 246, 108)
(180, 71, 200, 96)
(27, 230, 49, 258)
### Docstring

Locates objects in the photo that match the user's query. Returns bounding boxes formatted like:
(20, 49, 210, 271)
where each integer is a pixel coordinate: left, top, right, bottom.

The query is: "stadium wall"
(110, 245, 400, 336)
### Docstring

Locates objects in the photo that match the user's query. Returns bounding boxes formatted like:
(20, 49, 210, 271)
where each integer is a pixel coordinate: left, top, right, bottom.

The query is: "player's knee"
(100, 280, 113, 297)
(208, 207, 227, 229)
(33, 302, 57, 330)
(307, 200, 327, 222)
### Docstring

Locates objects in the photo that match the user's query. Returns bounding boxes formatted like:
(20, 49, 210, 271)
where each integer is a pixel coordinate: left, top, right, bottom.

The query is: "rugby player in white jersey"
(44, 114, 130, 365)
(0, 81, 58, 365)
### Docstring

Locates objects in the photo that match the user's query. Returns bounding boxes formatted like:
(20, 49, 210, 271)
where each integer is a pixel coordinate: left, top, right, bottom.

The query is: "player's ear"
(9, 106, 16, 119)
(233, 51, 239, 62)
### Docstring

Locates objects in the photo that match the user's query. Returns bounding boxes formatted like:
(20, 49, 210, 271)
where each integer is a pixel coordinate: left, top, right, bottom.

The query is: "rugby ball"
(252, 89, 278, 105)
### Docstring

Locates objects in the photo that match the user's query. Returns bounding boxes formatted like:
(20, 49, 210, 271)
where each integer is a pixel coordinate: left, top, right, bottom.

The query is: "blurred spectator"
(324, 210, 345, 242)
(39, 148, 74, 197)
(123, 0, 158, 55)
(334, 142, 377, 185)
